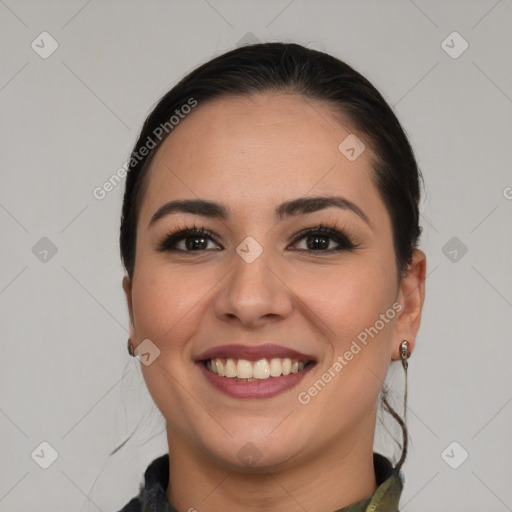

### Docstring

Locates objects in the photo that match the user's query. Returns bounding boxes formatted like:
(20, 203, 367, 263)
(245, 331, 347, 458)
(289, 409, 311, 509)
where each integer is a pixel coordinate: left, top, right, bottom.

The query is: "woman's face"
(123, 93, 424, 470)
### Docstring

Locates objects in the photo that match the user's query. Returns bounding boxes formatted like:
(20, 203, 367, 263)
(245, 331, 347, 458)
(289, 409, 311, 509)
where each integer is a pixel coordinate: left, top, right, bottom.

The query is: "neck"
(165, 428, 377, 512)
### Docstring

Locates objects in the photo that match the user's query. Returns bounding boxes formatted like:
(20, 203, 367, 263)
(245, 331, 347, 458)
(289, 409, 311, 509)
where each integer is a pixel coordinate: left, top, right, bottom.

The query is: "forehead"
(138, 93, 383, 226)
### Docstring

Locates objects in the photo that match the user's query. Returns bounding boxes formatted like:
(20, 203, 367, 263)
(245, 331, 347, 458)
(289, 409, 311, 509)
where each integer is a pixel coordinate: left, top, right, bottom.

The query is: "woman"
(117, 42, 426, 512)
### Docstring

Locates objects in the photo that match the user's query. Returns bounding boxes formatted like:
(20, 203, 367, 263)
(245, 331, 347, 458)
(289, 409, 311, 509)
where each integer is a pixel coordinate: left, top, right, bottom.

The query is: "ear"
(122, 275, 135, 339)
(391, 249, 426, 360)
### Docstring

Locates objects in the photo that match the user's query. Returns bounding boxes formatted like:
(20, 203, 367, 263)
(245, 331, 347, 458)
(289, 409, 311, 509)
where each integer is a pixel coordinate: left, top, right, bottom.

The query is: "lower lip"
(197, 362, 315, 399)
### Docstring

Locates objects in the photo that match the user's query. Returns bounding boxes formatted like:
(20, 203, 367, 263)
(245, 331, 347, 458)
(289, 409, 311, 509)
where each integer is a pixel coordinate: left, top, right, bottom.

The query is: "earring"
(400, 340, 410, 370)
(127, 338, 135, 357)
(400, 340, 410, 424)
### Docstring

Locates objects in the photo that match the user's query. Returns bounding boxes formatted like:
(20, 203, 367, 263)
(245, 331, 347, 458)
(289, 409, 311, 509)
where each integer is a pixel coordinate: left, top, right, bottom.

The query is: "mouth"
(195, 344, 317, 399)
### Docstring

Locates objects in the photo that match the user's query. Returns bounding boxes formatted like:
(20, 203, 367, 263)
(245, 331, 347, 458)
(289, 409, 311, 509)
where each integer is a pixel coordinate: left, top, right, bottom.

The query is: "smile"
(196, 343, 317, 398)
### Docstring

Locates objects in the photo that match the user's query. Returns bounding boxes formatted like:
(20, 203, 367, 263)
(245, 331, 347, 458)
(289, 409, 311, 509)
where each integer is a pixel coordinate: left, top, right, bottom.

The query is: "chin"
(199, 426, 308, 472)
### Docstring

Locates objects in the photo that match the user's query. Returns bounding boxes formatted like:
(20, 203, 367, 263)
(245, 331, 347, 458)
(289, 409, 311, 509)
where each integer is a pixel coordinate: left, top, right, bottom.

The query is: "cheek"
(305, 267, 396, 398)
(306, 260, 395, 345)
(130, 263, 210, 353)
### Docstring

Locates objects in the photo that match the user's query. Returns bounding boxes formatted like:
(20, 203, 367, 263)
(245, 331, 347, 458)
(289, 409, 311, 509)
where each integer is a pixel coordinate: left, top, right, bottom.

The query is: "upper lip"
(195, 344, 316, 363)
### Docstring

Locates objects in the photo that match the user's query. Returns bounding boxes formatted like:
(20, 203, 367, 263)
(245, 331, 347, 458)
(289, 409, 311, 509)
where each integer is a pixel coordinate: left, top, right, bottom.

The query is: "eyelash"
(155, 222, 360, 254)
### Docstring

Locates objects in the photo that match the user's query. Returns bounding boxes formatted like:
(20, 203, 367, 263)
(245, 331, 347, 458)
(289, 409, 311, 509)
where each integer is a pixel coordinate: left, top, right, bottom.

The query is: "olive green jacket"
(118, 452, 403, 512)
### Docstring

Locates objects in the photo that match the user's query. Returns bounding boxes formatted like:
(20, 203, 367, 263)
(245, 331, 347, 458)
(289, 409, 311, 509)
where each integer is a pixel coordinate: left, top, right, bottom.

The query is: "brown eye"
(157, 228, 221, 252)
(290, 226, 357, 252)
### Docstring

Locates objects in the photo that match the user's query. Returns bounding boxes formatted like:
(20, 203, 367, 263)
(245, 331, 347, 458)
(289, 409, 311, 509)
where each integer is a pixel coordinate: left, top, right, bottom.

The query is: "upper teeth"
(207, 358, 306, 379)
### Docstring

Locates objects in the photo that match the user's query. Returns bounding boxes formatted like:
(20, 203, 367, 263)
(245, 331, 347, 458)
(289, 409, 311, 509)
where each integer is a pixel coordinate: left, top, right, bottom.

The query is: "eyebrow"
(148, 195, 371, 228)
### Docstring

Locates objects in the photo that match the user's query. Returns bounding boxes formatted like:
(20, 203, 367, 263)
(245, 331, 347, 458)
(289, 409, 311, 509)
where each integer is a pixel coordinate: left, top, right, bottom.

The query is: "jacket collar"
(129, 451, 403, 512)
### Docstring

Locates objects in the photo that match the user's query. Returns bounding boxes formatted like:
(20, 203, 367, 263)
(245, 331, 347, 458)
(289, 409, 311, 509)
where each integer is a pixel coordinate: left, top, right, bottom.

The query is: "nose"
(214, 247, 293, 329)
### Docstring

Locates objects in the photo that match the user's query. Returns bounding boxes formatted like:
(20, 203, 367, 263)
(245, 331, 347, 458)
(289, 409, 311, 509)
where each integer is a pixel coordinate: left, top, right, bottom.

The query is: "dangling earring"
(400, 340, 410, 424)
(380, 340, 411, 471)
(127, 338, 135, 357)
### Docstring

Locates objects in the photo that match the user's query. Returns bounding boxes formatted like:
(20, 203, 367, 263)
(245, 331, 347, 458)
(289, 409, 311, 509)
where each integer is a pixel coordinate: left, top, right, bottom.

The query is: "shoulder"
(116, 453, 171, 512)
(116, 496, 141, 512)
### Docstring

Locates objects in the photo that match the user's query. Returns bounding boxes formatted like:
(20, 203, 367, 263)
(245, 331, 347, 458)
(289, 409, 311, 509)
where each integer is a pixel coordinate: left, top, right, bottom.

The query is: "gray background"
(1, 0, 511, 510)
